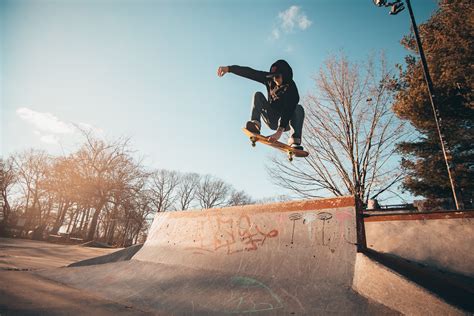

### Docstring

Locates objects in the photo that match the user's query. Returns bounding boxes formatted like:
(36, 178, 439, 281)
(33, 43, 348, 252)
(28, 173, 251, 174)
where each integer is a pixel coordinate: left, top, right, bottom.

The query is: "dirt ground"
(0, 237, 152, 315)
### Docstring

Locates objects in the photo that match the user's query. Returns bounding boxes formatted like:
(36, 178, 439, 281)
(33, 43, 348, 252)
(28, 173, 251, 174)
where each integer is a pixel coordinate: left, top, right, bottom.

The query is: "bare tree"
(45, 156, 79, 234)
(2, 129, 258, 243)
(254, 195, 292, 204)
(176, 172, 200, 210)
(149, 169, 180, 212)
(0, 157, 17, 227)
(103, 156, 149, 244)
(117, 189, 154, 247)
(195, 175, 231, 209)
(73, 132, 134, 241)
(227, 189, 254, 206)
(12, 150, 51, 234)
(268, 53, 408, 204)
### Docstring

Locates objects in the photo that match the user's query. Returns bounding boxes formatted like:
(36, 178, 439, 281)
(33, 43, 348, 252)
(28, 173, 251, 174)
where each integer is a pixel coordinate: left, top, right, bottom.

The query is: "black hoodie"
(228, 60, 300, 129)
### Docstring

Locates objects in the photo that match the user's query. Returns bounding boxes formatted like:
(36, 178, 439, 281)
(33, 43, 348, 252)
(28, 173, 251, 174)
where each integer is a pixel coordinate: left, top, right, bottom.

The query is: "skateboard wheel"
(250, 136, 257, 147)
(288, 151, 294, 162)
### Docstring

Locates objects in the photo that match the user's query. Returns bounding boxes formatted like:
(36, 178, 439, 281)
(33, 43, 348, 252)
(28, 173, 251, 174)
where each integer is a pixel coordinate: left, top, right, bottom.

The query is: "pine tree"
(393, 0, 474, 205)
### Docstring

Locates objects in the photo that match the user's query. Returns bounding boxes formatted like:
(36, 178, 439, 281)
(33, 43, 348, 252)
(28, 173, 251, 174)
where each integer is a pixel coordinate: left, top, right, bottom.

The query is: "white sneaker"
(291, 143, 304, 150)
(288, 137, 301, 146)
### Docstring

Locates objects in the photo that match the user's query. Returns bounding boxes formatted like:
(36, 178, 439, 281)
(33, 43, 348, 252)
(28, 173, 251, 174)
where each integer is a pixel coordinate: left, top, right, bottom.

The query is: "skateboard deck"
(242, 128, 309, 161)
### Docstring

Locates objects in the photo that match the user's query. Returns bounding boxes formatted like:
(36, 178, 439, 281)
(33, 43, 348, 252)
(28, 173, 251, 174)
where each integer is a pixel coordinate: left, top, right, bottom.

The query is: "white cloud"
(77, 122, 104, 135)
(278, 6, 312, 32)
(17, 107, 75, 134)
(269, 6, 312, 43)
(298, 15, 312, 30)
(279, 6, 299, 32)
(285, 45, 294, 53)
(16, 107, 103, 145)
(271, 28, 280, 40)
(40, 134, 60, 145)
(33, 130, 59, 145)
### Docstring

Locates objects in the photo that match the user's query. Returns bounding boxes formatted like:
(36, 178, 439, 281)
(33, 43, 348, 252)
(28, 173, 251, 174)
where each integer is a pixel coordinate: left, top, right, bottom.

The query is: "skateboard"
(242, 128, 309, 162)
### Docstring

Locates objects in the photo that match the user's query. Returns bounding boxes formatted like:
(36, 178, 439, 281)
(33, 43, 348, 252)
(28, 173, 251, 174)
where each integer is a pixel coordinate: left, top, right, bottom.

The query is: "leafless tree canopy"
(0, 157, 17, 227)
(176, 172, 200, 210)
(1, 135, 255, 245)
(195, 175, 232, 209)
(227, 189, 254, 206)
(149, 169, 180, 212)
(268, 54, 409, 204)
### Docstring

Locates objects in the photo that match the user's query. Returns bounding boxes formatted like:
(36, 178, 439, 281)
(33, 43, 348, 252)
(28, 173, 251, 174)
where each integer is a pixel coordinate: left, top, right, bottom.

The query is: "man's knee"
(291, 104, 305, 122)
(296, 104, 305, 116)
(253, 91, 265, 102)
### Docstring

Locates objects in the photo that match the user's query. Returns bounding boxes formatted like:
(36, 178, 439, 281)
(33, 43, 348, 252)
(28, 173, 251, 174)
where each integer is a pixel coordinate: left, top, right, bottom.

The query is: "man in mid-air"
(217, 59, 305, 150)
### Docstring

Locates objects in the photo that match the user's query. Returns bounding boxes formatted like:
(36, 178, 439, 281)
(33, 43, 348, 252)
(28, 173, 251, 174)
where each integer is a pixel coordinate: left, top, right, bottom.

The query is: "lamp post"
(373, 0, 463, 210)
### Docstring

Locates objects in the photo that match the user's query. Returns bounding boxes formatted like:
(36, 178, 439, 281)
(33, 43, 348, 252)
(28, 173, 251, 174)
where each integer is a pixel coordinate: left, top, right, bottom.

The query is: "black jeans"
(251, 91, 304, 142)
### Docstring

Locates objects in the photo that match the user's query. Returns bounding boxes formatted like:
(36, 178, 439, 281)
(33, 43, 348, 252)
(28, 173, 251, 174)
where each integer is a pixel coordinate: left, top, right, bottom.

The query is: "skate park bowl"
(360, 209, 474, 314)
(37, 196, 473, 315)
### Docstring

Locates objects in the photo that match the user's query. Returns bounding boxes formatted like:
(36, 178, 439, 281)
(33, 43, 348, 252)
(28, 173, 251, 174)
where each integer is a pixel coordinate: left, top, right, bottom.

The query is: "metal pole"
(405, 0, 462, 210)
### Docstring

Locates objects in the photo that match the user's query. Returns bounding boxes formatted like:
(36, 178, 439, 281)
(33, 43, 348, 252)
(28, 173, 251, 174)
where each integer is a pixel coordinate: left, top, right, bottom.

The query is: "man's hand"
(268, 129, 283, 143)
(217, 66, 229, 77)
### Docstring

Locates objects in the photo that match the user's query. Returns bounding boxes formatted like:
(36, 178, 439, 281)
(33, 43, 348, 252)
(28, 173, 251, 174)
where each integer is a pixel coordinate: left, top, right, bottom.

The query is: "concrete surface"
(353, 253, 465, 315)
(134, 196, 359, 284)
(38, 196, 398, 315)
(0, 237, 120, 270)
(3, 196, 471, 315)
(40, 259, 397, 315)
(69, 244, 143, 267)
(0, 238, 150, 315)
(365, 217, 474, 277)
(360, 248, 474, 313)
(0, 271, 152, 316)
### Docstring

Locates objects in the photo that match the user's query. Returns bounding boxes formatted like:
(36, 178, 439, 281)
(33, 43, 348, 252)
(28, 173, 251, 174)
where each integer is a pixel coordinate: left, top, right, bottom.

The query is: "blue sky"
(0, 0, 438, 202)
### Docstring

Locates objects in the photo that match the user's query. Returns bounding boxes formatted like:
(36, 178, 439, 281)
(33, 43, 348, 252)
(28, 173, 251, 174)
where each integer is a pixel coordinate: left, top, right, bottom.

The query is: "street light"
(373, 0, 405, 14)
(373, 0, 463, 210)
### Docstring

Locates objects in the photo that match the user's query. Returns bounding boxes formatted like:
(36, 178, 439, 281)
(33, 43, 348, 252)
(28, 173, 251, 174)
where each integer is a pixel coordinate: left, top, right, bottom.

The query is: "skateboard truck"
(243, 128, 308, 162)
(249, 136, 257, 147)
(249, 136, 294, 161)
(288, 151, 294, 162)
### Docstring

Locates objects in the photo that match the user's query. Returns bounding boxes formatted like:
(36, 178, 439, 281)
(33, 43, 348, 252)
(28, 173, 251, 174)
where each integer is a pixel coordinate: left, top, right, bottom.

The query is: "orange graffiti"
(188, 213, 278, 254)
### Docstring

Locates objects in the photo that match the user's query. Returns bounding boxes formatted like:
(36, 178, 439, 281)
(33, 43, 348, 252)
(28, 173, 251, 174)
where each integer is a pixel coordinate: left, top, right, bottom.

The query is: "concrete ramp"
(134, 196, 358, 284)
(38, 196, 396, 314)
(365, 211, 474, 277)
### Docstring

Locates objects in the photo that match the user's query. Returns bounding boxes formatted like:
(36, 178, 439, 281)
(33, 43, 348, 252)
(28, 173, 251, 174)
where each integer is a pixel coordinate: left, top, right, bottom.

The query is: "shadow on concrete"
(363, 248, 474, 313)
(40, 260, 398, 315)
(68, 244, 143, 267)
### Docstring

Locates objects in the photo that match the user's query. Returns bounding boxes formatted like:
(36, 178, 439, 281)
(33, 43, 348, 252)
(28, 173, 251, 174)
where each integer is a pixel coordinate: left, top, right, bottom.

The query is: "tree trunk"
(86, 200, 105, 241)
(106, 203, 120, 245)
(106, 220, 116, 245)
(66, 210, 74, 233)
(42, 198, 54, 226)
(1, 191, 11, 225)
(71, 210, 81, 234)
(80, 208, 91, 238)
(120, 212, 133, 247)
(77, 207, 85, 234)
(51, 200, 71, 234)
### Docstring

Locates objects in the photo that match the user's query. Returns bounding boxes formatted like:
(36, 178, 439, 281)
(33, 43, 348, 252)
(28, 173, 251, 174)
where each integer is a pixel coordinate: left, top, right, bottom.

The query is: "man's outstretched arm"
(217, 65, 268, 84)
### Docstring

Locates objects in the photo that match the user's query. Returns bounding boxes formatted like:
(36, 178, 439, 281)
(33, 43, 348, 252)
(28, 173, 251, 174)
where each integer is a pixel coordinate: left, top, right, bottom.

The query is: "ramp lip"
(364, 210, 474, 222)
(164, 195, 356, 217)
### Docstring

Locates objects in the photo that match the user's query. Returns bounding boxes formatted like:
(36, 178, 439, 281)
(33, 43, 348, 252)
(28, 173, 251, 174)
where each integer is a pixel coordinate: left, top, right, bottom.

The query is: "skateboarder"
(217, 59, 305, 150)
